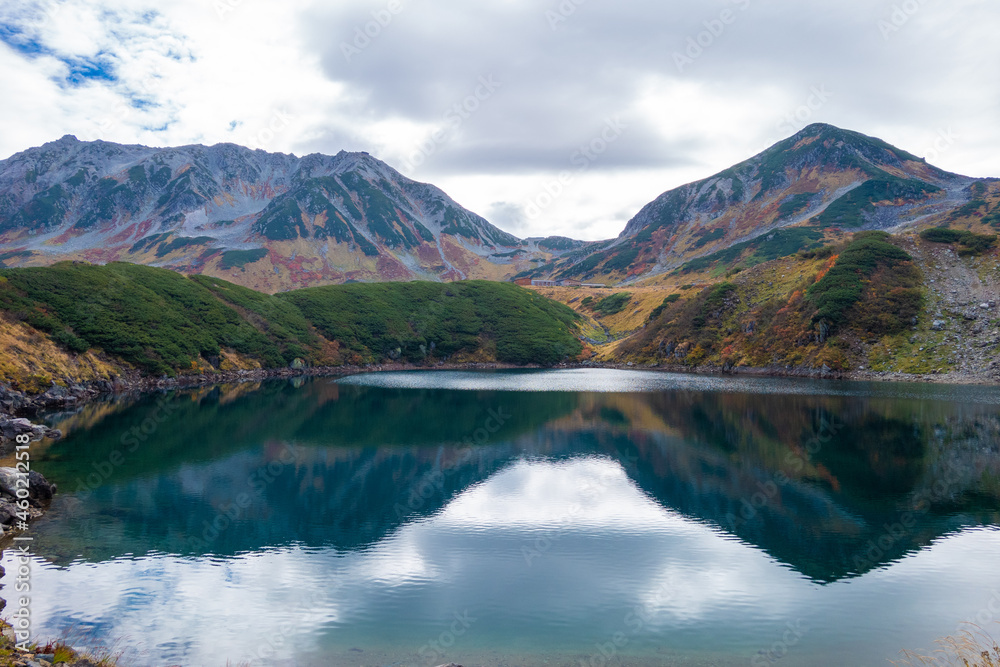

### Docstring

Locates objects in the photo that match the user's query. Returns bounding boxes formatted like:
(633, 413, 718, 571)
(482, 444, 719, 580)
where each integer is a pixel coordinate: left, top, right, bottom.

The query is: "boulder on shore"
(0, 466, 57, 512)
(0, 416, 62, 442)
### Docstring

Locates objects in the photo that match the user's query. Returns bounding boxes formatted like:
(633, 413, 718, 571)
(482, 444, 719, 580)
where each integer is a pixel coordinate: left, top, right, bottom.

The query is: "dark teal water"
(6, 369, 1000, 666)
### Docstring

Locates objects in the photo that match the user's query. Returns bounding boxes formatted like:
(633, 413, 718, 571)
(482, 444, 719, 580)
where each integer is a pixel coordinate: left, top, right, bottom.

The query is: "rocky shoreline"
(0, 414, 61, 538)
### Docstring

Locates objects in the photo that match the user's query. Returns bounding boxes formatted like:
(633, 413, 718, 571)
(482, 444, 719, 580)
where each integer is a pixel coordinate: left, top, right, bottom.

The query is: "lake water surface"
(6, 369, 1000, 666)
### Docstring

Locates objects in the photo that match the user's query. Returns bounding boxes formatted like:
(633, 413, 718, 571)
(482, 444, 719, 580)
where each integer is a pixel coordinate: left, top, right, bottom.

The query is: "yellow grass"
(0, 314, 122, 392)
(528, 284, 688, 339)
(893, 624, 1000, 667)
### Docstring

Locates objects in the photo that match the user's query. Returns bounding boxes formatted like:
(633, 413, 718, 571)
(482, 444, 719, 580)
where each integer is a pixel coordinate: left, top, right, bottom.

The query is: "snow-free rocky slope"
(523, 123, 993, 283)
(0, 136, 575, 291)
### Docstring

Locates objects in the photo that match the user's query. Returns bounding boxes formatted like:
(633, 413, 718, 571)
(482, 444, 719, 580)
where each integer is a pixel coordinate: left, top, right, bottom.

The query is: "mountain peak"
(797, 122, 841, 136)
(543, 125, 977, 283)
(773, 123, 926, 167)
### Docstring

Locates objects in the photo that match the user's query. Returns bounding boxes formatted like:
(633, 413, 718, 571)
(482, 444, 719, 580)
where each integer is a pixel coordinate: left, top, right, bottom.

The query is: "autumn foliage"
(618, 232, 923, 371)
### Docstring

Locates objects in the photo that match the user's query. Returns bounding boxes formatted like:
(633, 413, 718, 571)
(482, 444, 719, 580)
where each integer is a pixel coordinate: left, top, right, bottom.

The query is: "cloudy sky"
(0, 0, 997, 241)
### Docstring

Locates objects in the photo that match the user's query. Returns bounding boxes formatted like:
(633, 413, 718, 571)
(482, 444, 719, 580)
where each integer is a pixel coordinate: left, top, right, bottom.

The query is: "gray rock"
(0, 418, 33, 439)
(0, 467, 22, 498)
(28, 470, 56, 500)
(0, 417, 62, 443)
(0, 467, 56, 502)
(0, 499, 19, 524)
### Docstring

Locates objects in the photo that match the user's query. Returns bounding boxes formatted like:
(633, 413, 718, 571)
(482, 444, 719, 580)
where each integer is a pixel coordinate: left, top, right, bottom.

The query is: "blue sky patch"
(0, 22, 118, 87)
(0, 23, 47, 57)
(63, 54, 118, 86)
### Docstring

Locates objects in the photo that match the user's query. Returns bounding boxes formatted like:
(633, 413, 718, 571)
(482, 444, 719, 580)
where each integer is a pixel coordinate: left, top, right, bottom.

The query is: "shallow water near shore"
(7, 369, 1000, 666)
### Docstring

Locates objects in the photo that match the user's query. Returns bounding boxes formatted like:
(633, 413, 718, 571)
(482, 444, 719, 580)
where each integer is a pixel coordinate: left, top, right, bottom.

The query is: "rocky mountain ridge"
(0, 136, 573, 291)
(1, 124, 997, 292)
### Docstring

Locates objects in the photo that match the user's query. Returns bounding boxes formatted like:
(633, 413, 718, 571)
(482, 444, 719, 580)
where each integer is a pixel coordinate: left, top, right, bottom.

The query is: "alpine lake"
(6, 369, 1000, 667)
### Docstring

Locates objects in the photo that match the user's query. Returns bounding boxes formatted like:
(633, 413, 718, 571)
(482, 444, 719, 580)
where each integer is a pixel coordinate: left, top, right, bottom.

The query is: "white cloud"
(0, 0, 998, 241)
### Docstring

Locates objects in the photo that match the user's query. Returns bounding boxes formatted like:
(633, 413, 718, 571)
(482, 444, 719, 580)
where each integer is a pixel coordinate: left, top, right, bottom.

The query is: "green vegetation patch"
(678, 227, 824, 274)
(254, 196, 307, 241)
(0, 262, 294, 374)
(66, 169, 88, 187)
(816, 178, 942, 228)
(603, 247, 641, 273)
(592, 292, 633, 317)
(692, 228, 726, 249)
(693, 282, 736, 328)
(130, 233, 171, 254)
(558, 251, 608, 278)
(777, 193, 814, 220)
(949, 199, 988, 220)
(493, 249, 525, 259)
(280, 281, 581, 365)
(648, 293, 681, 321)
(538, 236, 579, 251)
(920, 227, 997, 256)
(154, 236, 216, 258)
(219, 248, 269, 270)
(807, 231, 917, 331)
(192, 275, 315, 361)
(0, 264, 586, 374)
(440, 207, 481, 241)
(21, 184, 70, 228)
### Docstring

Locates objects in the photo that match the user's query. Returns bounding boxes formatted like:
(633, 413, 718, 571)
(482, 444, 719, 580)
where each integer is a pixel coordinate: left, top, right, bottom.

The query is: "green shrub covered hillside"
(0, 262, 583, 380)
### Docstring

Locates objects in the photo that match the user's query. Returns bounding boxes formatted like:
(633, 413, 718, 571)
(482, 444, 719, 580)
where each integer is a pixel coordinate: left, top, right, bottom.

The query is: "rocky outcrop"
(0, 415, 60, 533)
(0, 466, 56, 526)
(0, 414, 62, 459)
(0, 380, 119, 417)
(0, 416, 62, 443)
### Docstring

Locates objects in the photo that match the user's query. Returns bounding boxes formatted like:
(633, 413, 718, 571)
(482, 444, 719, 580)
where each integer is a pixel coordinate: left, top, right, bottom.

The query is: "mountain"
(0, 136, 574, 291)
(530, 123, 995, 282)
(3, 125, 996, 292)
